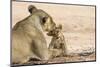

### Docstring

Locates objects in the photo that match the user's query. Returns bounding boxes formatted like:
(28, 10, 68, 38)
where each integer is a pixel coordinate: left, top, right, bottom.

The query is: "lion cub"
(47, 24, 67, 58)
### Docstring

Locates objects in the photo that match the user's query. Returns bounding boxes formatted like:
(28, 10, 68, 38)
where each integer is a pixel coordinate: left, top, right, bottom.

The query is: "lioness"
(12, 5, 56, 64)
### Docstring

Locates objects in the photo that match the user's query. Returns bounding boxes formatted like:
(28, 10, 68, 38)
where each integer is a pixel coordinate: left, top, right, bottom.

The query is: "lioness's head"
(28, 5, 56, 32)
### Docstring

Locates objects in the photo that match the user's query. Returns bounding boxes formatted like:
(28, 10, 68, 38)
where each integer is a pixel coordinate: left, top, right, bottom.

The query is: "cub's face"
(47, 27, 59, 36)
(28, 5, 56, 32)
(47, 24, 62, 36)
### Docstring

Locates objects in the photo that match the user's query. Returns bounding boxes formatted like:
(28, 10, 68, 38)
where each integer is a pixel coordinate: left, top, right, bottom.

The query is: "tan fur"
(12, 5, 56, 64)
(47, 24, 67, 58)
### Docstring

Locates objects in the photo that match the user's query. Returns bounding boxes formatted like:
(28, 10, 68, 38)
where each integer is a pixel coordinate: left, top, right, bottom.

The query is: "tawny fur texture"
(12, 5, 56, 64)
(47, 24, 67, 59)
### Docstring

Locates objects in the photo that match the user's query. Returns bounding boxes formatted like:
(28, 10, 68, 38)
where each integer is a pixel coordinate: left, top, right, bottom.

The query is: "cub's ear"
(28, 5, 37, 14)
(58, 24, 62, 30)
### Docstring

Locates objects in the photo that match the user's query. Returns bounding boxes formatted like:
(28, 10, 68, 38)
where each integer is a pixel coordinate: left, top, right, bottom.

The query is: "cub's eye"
(42, 17, 47, 24)
(56, 30, 59, 33)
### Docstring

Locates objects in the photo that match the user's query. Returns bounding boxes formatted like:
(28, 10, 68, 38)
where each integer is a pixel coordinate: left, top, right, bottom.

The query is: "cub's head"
(28, 5, 56, 32)
(47, 24, 62, 36)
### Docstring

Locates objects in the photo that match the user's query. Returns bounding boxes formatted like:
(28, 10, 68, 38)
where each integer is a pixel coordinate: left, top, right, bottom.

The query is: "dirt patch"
(12, 52, 95, 67)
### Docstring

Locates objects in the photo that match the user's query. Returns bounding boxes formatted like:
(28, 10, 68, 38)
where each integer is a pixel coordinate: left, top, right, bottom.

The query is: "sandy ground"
(12, 1, 96, 65)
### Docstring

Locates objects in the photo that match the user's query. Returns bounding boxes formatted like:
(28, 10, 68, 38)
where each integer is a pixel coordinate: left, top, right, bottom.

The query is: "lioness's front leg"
(31, 36, 49, 61)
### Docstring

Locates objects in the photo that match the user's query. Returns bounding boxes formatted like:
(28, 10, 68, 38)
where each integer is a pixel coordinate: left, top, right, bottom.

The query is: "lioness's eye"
(42, 17, 47, 24)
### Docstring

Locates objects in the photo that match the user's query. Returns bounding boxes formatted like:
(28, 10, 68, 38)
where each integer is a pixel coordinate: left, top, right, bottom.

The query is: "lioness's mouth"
(46, 30, 54, 36)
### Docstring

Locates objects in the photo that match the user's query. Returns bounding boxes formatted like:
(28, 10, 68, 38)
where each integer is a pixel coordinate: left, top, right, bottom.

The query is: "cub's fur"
(47, 24, 67, 58)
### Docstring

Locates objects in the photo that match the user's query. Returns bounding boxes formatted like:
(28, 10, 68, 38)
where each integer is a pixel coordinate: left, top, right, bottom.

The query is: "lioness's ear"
(28, 5, 37, 14)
